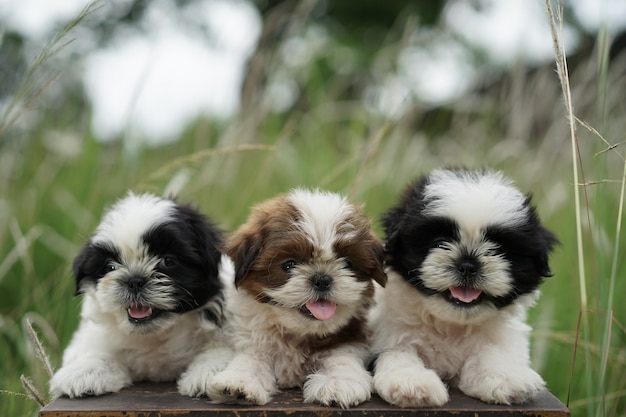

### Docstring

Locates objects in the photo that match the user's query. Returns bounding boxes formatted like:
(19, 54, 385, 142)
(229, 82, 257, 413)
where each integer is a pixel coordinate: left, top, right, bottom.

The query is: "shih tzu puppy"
(370, 168, 558, 407)
(208, 189, 387, 408)
(49, 192, 233, 398)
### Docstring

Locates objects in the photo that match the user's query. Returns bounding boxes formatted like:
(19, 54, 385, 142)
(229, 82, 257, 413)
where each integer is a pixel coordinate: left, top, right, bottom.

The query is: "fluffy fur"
(49, 192, 233, 398)
(370, 168, 558, 407)
(208, 189, 387, 408)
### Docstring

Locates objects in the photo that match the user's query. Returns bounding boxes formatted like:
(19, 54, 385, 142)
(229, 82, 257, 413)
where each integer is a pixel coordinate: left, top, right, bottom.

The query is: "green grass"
(1, 4, 625, 416)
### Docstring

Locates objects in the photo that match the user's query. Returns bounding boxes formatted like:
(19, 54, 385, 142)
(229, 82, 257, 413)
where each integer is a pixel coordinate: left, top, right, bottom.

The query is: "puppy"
(370, 168, 558, 407)
(49, 192, 233, 398)
(207, 189, 387, 408)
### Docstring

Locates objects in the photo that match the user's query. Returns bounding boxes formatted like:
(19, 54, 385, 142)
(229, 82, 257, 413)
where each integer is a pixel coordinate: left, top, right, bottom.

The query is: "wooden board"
(40, 382, 570, 417)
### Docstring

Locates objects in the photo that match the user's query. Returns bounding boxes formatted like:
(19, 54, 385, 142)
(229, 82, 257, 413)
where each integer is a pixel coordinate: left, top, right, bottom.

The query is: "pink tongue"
(128, 305, 152, 319)
(305, 300, 337, 321)
(450, 287, 482, 303)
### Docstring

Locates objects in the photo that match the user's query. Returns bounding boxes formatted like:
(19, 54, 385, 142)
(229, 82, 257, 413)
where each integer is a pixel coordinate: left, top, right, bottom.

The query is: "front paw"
(207, 369, 274, 405)
(49, 360, 131, 398)
(177, 348, 234, 397)
(374, 366, 449, 407)
(459, 361, 545, 404)
(303, 369, 372, 408)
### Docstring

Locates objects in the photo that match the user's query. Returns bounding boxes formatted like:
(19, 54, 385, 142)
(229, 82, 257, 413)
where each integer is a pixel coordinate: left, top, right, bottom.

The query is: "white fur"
(91, 192, 176, 248)
(49, 193, 232, 398)
(209, 283, 372, 408)
(209, 190, 375, 408)
(423, 169, 529, 232)
(370, 270, 544, 407)
(289, 188, 358, 256)
(50, 297, 230, 398)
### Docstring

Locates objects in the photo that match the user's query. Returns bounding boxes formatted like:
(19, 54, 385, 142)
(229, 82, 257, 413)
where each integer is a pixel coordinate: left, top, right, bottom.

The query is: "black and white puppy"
(370, 168, 558, 407)
(49, 192, 233, 398)
(208, 188, 387, 408)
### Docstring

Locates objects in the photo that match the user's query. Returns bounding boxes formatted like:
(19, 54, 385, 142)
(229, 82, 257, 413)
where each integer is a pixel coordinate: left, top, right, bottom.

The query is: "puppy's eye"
(484, 247, 501, 256)
(282, 260, 297, 272)
(343, 259, 354, 270)
(432, 239, 451, 250)
(103, 261, 117, 274)
(159, 257, 177, 268)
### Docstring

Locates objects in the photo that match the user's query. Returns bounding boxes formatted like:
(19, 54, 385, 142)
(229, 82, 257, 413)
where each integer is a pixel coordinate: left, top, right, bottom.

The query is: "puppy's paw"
(49, 360, 131, 398)
(303, 369, 372, 408)
(374, 366, 449, 408)
(177, 368, 218, 398)
(459, 362, 545, 404)
(207, 369, 274, 405)
(177, 348, 233, 397)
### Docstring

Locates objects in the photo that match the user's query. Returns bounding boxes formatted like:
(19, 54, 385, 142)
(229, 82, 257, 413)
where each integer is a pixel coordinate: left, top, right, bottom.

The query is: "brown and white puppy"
(208, 188, 386, 408)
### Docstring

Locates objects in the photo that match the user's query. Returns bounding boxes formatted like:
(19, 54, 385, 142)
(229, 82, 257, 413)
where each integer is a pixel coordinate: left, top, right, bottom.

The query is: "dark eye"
(282, 260, 297, 272)
(484, 247, 501, 256)
(159, 256, 177, 268)
(343, 259, 354, 270)
(432, 239, 451, 251)
(105, 261, 117, 272)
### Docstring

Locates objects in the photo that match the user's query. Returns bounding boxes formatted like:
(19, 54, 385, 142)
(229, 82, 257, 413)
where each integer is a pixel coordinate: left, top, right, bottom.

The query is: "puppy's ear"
(72, 242, 113, 296)
(525, 196, 560, 278)
(72, 244, 91, 296)
(176, 203, 224, 280)
(381, 205, 404, 254)
(535, 225, 559, 278)
(225, 228, 262, 288)
(370, 236, 387, 287)
(382, 174, 429, 255)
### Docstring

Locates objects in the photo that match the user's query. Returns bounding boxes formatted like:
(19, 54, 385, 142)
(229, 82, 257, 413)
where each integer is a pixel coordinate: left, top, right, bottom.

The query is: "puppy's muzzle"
(311, 274, 332, 292)
(127, 276, 147, 293)
(457, 260, 479, 281)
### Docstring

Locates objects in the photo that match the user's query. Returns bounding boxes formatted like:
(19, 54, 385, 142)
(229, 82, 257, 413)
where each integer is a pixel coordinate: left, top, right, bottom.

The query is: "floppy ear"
(524, 195, 560, 278)
(72, 242, 115, 296)
(382, 175, 429, 260)
(370, 236, 387, 287)
(176, 203, 224, 280)
(72, 243, 92, 296)
(535, 225, 559, 278)
(225, 228, 262, 288)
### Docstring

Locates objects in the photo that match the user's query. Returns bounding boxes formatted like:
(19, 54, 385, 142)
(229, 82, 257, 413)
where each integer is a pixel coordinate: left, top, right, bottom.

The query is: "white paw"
(49, 359, 131, 398)
(374, 366, 449, 408)
(177, 348, 234, 397)
(303, 369, 371, 408)
(459, 361, 545, 404)
(207, 369, 275, 405)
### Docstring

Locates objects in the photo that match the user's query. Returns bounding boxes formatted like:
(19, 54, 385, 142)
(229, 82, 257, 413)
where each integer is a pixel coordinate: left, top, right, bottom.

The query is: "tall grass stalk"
(0, 1, 100, 137)
(544, 0, 593, 414)
(2, 1, 625, 415)
(546, 0, 625, 415)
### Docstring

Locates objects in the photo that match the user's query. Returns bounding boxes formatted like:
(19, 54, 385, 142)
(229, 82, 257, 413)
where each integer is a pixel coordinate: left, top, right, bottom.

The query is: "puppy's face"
(73, 193, 223, 334)
(227, 189, 386, 336)
(383, 169, 558, 323)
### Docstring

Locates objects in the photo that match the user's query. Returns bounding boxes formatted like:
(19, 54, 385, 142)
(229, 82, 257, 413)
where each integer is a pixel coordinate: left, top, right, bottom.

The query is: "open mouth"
(446, 286, 483, 306)
(299, 299, 337, 321)
(127, 304, 161, 323)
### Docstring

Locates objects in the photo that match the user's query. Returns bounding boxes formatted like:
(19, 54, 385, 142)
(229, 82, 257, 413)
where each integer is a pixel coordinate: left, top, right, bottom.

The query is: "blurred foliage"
(1, 1, 626, 416)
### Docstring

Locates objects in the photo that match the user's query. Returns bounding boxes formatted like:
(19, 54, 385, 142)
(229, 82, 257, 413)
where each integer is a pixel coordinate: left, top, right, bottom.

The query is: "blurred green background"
(1, 1, 625, 416)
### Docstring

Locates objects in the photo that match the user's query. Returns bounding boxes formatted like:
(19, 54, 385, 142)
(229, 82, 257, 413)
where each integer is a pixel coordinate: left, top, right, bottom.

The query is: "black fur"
(382, 170, 559, 309)
(72, 197, 225, 320)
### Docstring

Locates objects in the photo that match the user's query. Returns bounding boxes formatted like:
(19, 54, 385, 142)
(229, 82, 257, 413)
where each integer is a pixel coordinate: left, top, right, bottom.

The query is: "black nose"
(127, 276, 146, 291)
(311, 274, 333, 292)
(457, 261, 478, 279)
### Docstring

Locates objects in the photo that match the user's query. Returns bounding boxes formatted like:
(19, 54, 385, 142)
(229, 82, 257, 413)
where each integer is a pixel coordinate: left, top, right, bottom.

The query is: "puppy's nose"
(457, 261, 478, 279)
(311, 274, 333, 292)
(127, 276, 146, 291)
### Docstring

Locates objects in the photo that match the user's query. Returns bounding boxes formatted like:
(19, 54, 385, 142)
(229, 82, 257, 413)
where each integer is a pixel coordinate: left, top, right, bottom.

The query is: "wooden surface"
(39, 382, 570, 417)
